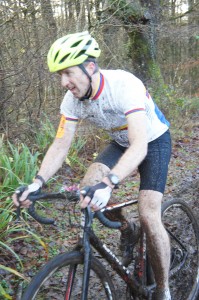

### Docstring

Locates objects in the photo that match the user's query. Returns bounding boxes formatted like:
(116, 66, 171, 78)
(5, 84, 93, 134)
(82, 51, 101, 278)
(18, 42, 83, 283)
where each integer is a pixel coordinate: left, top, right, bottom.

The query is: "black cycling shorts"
(94, 130, 172, 194)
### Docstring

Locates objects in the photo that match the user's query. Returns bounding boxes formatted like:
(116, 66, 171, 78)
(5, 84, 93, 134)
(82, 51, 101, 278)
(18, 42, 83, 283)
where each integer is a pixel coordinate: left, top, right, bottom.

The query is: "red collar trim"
(92, 73, 104, 100)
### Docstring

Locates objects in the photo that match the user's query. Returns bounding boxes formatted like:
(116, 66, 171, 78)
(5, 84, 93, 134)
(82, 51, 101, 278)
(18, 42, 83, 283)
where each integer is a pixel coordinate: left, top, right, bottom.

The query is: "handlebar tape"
(28, 196, 55, 225)
(28, 204, 55, 225)
(27, 192, 79, 225)
(95, 211, 121, 229)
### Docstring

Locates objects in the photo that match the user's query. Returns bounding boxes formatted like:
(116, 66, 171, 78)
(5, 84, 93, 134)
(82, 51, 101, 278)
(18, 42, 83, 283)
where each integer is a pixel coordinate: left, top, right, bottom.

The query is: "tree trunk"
(106, 0, 163, 84)
(40, 0, 57, 39)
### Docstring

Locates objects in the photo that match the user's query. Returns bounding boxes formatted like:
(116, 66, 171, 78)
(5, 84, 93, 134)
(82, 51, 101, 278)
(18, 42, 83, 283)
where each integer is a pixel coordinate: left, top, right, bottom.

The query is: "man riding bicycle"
(13, 31, 172, 300)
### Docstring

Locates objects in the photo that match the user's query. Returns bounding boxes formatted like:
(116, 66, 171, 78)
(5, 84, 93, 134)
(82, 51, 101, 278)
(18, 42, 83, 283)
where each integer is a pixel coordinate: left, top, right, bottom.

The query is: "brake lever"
(15, 206, 21, 222)
(14, 187, 27, 222)
(15, 190, 22, 222)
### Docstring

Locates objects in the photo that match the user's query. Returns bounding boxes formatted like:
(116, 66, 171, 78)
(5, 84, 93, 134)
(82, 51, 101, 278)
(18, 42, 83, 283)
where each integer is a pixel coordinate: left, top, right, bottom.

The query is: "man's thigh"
(94, 140, 126, 169)
(80, 141, 126, 196)
(138, 130, 172, 194)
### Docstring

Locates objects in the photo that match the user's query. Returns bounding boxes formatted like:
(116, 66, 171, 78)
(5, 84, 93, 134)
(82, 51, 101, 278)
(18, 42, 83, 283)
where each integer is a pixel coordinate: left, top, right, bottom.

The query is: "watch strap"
(107, 174, 119, 189)
(35, 174, 46, 187)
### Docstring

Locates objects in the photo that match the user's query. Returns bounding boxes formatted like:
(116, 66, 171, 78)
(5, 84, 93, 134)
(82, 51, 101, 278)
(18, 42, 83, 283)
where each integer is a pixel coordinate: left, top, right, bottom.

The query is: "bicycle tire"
(22, 251, 117, 300)
(161, 199, 199, 300)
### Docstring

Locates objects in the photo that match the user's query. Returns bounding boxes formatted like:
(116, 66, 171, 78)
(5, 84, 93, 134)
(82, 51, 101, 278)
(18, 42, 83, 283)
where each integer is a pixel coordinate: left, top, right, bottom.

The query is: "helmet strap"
(78, 64, 92, 101)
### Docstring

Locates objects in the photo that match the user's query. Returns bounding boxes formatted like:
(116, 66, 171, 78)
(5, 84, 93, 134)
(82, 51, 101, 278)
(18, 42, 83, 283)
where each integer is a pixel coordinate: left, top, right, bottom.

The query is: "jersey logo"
(56, 115, 66, 138)
(112, 124, 128, 131)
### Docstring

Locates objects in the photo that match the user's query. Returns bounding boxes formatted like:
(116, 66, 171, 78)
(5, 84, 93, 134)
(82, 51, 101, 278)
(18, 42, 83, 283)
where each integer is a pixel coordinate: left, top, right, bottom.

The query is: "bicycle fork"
(64, 207, 93, 300)
(81, 207, 93, 300)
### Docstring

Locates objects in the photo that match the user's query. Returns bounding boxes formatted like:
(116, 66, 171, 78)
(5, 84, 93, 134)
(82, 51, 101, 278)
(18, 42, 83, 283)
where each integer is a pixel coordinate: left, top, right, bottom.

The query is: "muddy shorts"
(94, 130, 172, 194)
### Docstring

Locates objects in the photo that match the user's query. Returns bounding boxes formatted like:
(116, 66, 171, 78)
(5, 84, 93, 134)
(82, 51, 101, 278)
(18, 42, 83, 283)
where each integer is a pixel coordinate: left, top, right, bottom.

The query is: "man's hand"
(12, 182, 41, 208)
(80, 182, 112, 211)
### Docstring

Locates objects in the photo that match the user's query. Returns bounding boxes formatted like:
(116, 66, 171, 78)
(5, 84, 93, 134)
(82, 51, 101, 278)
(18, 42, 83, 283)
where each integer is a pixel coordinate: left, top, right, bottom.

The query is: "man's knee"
(138, 190, 163, 227)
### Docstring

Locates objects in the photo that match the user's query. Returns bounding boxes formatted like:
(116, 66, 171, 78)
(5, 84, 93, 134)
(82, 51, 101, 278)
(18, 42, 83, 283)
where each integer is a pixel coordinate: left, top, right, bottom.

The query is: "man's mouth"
(69, 86, 75, 92)
(70, 87, 80, 97)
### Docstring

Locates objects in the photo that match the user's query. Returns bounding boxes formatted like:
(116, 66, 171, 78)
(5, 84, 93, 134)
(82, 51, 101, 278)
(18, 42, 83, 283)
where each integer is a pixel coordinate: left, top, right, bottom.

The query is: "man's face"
(59, 65, 91, 99)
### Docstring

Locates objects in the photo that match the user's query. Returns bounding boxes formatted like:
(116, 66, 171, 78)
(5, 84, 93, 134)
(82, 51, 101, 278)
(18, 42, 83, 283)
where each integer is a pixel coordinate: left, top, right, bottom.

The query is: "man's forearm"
(34, 120, 76, 185)
(35, 141, 69, 183)
(109, 113, 148, 183)
(108, 140, 147, 182)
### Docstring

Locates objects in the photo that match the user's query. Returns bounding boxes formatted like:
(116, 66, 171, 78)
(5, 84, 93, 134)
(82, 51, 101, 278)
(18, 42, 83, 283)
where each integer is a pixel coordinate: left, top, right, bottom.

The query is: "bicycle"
(17, 187, 199, 300)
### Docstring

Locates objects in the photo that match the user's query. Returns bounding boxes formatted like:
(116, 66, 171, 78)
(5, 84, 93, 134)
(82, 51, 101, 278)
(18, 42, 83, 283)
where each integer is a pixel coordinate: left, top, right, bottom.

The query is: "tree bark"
(40, 0, 57, 39)
(106, 0, 163, 83)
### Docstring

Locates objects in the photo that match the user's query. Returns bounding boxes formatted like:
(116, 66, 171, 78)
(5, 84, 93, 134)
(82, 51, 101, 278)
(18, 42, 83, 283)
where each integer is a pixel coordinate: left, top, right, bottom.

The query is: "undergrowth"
(149, 84, 199, 136)
(0, 117, 87, 299)
(0, 98, 198, 298)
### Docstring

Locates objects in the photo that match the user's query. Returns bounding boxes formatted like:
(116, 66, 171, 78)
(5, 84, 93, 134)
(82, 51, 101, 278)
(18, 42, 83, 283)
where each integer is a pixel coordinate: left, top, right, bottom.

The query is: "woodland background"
(1, 0, 199, 138)
(0, 1, 199, 299)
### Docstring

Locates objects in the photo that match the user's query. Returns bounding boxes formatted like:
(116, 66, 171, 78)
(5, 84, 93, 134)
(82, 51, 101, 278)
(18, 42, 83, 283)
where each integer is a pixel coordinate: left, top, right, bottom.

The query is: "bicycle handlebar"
(27, 192, 78, 225)
(95, 211, 121, 229)
(17, 191, 122, 229)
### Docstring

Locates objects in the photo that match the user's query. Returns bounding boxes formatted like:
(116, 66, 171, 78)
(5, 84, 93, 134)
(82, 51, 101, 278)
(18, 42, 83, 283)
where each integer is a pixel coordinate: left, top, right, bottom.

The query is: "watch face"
(109, 174, 119, 185)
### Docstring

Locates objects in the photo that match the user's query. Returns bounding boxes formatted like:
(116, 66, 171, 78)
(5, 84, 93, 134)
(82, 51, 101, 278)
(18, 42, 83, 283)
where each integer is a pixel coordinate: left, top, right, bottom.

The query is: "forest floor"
(1, 124, 199, 299)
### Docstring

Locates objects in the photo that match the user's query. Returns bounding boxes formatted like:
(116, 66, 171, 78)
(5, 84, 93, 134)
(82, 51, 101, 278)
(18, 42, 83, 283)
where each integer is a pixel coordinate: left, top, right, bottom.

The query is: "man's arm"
(35, 124, 76, 183)
(80, 112, 148, 210)
(12, 120, 77, 206)
(104, 112, 148, 184)
(96, 112, 147, 192)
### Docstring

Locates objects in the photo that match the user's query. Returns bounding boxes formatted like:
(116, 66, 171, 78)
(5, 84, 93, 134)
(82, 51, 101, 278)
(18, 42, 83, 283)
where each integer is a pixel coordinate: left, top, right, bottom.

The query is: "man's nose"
(61, 74, 69, 88)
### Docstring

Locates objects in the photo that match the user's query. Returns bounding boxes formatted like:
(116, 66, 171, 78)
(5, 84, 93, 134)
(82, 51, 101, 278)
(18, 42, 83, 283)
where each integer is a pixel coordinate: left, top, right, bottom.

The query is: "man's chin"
(71, 90, 80, 98)
(73, 93, 84, 100)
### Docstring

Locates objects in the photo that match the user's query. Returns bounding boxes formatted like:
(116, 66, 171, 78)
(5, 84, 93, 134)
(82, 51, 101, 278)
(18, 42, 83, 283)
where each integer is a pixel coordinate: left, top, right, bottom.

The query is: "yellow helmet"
(47, 31, 101, 72)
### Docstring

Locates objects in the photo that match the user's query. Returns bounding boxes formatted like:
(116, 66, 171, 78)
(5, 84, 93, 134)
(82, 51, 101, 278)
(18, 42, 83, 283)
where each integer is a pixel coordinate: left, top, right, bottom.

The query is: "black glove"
(81, 182, 112, 209)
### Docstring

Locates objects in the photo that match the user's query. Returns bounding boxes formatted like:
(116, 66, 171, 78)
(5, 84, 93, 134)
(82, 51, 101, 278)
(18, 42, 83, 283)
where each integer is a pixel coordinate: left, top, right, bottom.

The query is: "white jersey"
(60, 69, 169, 147)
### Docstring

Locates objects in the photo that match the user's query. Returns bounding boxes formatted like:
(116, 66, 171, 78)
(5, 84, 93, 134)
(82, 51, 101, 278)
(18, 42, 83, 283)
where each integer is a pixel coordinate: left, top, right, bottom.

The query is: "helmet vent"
(61, 37, 69, 44)
(86, 40, 92, 46)
(75, 50, 86, 59)
(60, 53, 70, 63)
(54, 51, 60, 62)
(71, 41, 82, 48)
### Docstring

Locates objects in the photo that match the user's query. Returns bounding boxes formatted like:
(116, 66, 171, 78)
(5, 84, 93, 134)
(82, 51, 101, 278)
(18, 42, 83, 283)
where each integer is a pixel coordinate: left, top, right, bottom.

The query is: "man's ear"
(87, 61, 96, 75)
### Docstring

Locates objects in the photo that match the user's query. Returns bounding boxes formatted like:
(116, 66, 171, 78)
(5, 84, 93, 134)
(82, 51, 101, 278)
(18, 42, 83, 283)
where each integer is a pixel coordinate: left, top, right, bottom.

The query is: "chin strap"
(78, 64, 93, 101)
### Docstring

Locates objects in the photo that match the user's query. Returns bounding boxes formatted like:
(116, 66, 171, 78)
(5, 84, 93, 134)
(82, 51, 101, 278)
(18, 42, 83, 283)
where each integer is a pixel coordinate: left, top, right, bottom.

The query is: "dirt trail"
(166, 127, 199, 213)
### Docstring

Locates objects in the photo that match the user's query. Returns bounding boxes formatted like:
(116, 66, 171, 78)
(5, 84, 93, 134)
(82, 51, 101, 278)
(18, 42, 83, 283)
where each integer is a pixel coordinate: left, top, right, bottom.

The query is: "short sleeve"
(60, 91, 79, 123)
(114, 72, 146, 117)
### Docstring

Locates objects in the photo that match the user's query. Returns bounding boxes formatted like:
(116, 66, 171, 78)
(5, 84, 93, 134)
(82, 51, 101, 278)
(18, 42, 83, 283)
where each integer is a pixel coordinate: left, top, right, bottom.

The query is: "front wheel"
(22, 251, 117, 300)
(162, 199, 199, 300)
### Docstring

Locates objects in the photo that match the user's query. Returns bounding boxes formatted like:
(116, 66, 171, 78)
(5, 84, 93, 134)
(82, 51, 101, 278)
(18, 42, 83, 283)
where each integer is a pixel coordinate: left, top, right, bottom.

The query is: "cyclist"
(12, 31, 172, 300)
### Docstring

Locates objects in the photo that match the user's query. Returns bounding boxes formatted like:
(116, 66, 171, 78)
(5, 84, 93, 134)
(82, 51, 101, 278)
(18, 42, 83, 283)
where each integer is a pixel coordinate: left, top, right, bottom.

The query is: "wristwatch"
(34, 174, 46, 187)
(107, 173, 119, 188)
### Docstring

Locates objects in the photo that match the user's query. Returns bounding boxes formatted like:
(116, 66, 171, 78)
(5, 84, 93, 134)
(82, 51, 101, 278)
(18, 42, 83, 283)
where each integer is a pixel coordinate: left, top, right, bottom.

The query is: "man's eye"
(57, 70, 74, 77)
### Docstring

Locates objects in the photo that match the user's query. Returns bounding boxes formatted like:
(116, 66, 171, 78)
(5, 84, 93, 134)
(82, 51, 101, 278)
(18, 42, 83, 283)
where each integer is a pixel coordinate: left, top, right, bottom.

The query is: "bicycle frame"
(69, 202, 152, 300)
(20, 192, 192, 300)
